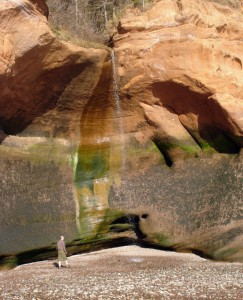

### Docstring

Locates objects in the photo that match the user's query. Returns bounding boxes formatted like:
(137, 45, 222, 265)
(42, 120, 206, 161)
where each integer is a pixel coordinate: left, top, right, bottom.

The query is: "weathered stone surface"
(0, 0, 109, 256)
(31, 0, 49, 17)
(0, 147, 78, 254)
(115, 0, 243, 154)
(0, 0, 242, 264)
(0, 0, 107, 135)
(109, 0, 243, 261)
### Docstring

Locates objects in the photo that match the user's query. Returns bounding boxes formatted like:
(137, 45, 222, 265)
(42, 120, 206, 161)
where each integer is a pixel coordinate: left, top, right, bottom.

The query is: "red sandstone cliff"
(113, 0, 243, 163)
(0, 0, 107, 137)
(0, 0, 242, 264)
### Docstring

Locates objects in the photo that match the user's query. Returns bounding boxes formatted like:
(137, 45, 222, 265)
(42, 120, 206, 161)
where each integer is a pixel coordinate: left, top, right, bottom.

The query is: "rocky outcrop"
(31, 0, 49, 17)
(108, 0, 243, 261)
(0, 0, 242, 265)
(114, 0, 243, 161)
(0, 0, 109, 258)
(0, 0, 106, 136)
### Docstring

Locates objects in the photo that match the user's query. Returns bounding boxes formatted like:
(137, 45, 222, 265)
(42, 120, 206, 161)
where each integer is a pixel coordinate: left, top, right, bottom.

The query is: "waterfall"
(111, 49, 126, 171)
(111, 50, 123, 136)
(111, 50, 138, 245)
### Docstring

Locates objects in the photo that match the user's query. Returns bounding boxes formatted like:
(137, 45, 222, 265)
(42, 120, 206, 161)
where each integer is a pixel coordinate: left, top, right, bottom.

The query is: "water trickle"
(111, 49, 126, 171)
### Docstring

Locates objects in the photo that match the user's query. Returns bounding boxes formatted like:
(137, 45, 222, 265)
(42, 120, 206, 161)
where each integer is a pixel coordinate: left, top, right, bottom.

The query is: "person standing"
(57, 235, 69, 269)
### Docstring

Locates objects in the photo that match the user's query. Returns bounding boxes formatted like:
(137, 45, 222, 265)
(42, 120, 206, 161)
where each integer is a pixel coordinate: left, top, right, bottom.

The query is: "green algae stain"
(75, 208, 125, 244)
(74, 136, 208, 246)
(0, 256, 18, 270)
(153, 233, 173, 247)
(180, 145, 200, 155)
(199, 140, 215, 153)
(75, 143, 110, 189)
(0, 139, 76, 168)
(69, 150, 79, 174)
(127, 139, 160, 155)
(95, 208, 125, 237)
(212, 247, 241, 261)
(28, 142, 70, 165)
(73, 142, 116, 242)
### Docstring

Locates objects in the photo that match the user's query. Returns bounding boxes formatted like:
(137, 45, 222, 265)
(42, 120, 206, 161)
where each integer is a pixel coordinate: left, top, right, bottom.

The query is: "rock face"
(0, 0, 106, 136)
(108, 0, 243, 261)
(115, 0, 243, 156)
(0, 0, 108, 257)
(0, 0, 243, 265)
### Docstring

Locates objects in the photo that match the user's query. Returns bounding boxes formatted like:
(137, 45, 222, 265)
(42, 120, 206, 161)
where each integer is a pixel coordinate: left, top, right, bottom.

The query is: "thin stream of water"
(111, 49, 126, 171)
(111, 50, 137, 245)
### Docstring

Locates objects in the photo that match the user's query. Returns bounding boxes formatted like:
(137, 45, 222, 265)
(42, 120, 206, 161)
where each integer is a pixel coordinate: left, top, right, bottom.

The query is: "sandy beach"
(0, 246, 242, 299)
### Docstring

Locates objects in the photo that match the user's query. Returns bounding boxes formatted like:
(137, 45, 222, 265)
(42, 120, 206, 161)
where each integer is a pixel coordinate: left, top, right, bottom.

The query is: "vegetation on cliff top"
(46, 0, 154, 44)
(47, 0, 242, 46)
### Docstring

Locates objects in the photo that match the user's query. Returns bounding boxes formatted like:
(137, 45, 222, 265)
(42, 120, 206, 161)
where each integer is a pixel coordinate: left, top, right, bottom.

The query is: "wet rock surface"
(0, 246, 242, 300)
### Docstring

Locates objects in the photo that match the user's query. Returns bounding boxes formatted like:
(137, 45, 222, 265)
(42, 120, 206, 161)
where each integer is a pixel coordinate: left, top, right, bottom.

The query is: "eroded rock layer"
(0, 0, 109, 259)
(109, 0, 243, 261)
(0, 0, 242, 265)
